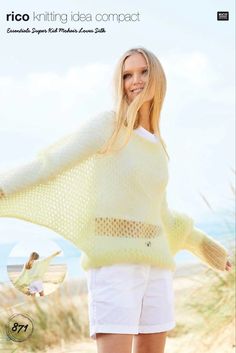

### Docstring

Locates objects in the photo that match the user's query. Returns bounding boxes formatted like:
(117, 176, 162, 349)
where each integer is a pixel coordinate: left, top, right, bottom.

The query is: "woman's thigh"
(96, 333, 133, 353)
(96, 332, 168, 353)
(133, 332, 167, 353)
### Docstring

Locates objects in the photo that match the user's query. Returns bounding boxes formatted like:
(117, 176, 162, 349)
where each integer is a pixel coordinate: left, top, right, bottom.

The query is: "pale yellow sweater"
(0, 111, 229, 272)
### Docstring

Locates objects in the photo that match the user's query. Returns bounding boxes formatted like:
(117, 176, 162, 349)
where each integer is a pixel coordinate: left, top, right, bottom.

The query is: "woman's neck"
(137, 101, 153, 133)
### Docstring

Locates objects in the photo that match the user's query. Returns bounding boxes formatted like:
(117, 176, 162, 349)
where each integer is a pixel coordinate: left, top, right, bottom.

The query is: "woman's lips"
(131, 87, 144, 93)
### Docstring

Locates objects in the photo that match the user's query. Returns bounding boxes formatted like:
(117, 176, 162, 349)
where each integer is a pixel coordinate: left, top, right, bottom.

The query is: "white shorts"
(28, 280, 44, 294)
(86, 263, 176, 340)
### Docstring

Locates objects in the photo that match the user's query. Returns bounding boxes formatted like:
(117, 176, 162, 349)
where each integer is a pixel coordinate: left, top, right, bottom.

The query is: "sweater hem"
(81, 255, 176, 272)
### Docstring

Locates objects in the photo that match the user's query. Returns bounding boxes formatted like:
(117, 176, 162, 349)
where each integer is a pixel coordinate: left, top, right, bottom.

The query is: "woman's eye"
(142, 69, 148, 75)
(123, 73, 131, 79)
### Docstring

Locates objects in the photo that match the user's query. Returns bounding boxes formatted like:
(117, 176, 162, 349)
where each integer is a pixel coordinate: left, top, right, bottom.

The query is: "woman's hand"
(225, 259, 232, 272)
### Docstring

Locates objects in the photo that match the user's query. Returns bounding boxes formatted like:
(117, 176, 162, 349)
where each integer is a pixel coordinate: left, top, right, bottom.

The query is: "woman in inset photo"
(25, 251, 44, 296)
(13, 250, 61, 296)
(0, 47, 233, 353)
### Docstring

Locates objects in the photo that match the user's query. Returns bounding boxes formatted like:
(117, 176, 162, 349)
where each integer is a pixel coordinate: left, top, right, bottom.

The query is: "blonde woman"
(13, 250, 61, 296)
(0, 47, 232, 353)
(25, 251, 43, 296)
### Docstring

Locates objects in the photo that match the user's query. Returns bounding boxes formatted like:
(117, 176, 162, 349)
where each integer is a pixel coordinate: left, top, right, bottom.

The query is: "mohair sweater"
(0, 111, 229, 272)
(13, 253, 58, 291)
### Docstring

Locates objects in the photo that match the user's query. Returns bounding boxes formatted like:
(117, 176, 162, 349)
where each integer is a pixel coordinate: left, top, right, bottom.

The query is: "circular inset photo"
(7, 239, 67, 296)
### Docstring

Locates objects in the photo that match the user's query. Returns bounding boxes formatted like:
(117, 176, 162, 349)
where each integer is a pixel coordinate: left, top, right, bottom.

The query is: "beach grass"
(0, 279, 89, 352)
(165, 179, 236, 353)
(166, 251, 235, 353)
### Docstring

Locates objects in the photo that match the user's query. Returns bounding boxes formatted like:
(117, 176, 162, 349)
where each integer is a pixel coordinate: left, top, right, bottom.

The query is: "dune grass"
(183, 250, 235, 352)
(0, 280, 90, 353)
(167, 176, 236, 352)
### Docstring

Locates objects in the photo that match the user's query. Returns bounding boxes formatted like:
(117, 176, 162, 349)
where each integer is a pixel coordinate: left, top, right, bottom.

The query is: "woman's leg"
(96, 333, 133, 353)
(133, 332, 167, 353)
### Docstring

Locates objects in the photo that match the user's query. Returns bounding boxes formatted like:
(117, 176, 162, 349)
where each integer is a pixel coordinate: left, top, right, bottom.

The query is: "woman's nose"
(133, 73, 143, 84)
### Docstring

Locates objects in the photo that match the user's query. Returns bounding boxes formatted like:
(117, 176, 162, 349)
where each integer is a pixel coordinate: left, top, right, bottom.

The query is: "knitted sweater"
(13, 253, 58, 291)
(0, 111, 229, 272)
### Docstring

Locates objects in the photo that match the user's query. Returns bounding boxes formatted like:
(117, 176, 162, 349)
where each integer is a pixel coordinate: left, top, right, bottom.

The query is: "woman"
(0, 47, 232, 353)
(13, 250, 61, 296)
(25, 251, 44, 296)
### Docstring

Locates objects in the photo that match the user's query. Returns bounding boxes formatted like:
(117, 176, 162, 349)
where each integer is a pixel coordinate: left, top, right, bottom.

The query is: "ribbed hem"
(201, 238, 228, 271)
(90, 321, 176, 340)
(82, 252, 176, 272)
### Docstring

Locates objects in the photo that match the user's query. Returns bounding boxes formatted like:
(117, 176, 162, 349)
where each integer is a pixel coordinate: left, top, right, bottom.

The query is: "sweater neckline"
(133, 126, 159, 144)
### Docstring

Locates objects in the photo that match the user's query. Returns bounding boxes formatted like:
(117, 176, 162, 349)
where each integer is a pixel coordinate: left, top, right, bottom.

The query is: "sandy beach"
(7, 263, 67, 296)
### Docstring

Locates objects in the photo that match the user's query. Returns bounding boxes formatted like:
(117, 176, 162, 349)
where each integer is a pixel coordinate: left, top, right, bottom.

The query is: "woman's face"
(123, 52, 152, 104)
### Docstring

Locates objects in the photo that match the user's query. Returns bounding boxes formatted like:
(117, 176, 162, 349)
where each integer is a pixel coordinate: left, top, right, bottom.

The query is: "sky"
(0, 0, 235, 255)
(8, 238, 62, 257)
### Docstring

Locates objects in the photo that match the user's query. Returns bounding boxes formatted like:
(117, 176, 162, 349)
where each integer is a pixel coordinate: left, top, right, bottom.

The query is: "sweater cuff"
(183, 227, 229, 271)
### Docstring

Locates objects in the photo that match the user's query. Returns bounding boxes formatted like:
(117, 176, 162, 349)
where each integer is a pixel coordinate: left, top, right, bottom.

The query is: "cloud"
(164, 51, 218, 86)
(161, 50, 234, 127)
(27, 64, 111, 96)
(0, 63, 113, 129)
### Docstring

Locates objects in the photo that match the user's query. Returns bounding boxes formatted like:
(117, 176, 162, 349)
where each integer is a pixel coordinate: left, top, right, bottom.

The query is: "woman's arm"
(0, 156, 47, 196)
(182, 226, 232, 271)
(0, 111, 115, 196)
(37, 251, 62, 266)
(43, 250, 62, 262)
(160, 190, 231, 272)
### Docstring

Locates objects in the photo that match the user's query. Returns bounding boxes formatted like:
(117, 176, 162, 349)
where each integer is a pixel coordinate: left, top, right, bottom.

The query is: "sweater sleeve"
(42, 251, 59, 262)
(0, 111, 115, 196)
(161, 190, 229, 271)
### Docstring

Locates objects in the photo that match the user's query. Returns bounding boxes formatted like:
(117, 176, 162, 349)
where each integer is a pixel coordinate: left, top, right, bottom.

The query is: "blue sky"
(0, 1, 235, 253)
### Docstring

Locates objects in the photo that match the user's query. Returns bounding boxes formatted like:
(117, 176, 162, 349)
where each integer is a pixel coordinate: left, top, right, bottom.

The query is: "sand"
(7, 264, 67, 296)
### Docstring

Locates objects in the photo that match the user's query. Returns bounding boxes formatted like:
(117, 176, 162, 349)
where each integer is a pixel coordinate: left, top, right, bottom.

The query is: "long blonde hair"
(98, 47, 169, 159)
(25, 252, 39, 270)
